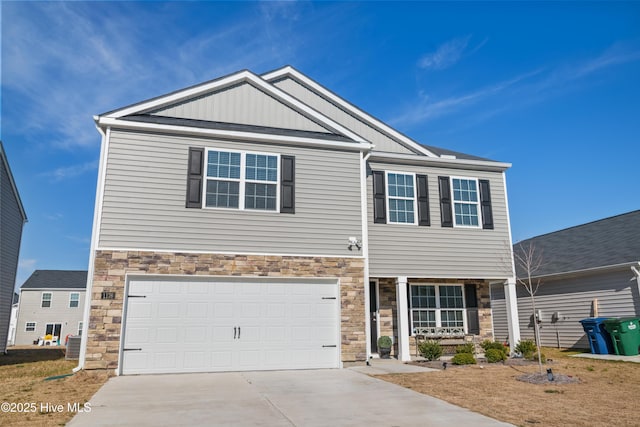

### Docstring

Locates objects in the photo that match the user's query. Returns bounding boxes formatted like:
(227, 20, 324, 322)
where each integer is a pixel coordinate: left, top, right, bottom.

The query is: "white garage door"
(121, 278, 340, 375)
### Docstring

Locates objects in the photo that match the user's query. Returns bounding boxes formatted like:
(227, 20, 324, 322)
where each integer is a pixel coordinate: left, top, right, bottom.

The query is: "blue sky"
(2, 1, 639, 290)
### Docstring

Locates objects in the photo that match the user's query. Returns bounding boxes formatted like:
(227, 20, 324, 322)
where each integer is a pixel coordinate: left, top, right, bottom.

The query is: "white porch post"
(395, 276, 411, 361)
(504, 278, 521, 354)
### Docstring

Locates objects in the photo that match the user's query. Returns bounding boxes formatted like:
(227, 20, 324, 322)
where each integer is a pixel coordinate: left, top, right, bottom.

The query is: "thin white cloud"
(19, 259, 37, 270)
(43, 160, 99, 182)
(418, 36, 484, 70)
(395, 42, 640, 128)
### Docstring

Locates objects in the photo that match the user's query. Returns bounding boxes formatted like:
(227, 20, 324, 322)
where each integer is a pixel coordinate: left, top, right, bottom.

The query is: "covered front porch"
(367, 277, 520, 360)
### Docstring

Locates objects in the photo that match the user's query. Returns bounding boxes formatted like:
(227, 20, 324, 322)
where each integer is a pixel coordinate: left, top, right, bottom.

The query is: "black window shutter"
(416, 174, 430, 226)
(372, 171, 386, 224)
(185, 147, 204, 208)
(464, 284, 480, 335)
(438, 176, 453, 227)
(479, 179, 494, 229)
(407, 282, 413, 336)
(280, 155, 295, 214)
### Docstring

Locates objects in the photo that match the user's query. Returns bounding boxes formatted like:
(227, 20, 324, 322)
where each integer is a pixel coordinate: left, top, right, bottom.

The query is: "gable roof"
(96, 69, 369, 146)
(0, 141, 27, 222)
(514, 210, 640, 278)
(21, 270, 88, 290)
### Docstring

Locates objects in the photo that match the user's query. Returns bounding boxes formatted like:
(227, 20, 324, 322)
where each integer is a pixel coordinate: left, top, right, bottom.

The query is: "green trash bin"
(603, 318, 640, 356)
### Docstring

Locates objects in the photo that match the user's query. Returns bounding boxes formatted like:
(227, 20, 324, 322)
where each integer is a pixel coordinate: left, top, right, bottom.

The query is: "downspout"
(360, 149, 373, 365)
(502, 170, 520, 352)
(75, 123, 110, 372)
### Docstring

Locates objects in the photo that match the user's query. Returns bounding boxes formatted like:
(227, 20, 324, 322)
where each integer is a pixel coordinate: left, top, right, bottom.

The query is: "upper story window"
(25, 322, 36, 332)
(451, 177, 480, 227)
(386, 172, 416, 224)
(204, 149, 279, 211)
(41, 292, 52, 308)
(69, 292, 80, 308)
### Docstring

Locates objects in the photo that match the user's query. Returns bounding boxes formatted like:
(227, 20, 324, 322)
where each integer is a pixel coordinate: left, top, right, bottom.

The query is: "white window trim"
(69, 292, 80, 308)
(450, 176, 481, 229)
(202, 148, 281, 212)
(409, 283, 467, 333)
(385, 171, 418, 225)
(41, 292, 52, 308)
(25, 322, 36, 332)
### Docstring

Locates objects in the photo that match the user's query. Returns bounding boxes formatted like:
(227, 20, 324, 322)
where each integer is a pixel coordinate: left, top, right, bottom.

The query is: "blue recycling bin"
(580, 317, 614, 354)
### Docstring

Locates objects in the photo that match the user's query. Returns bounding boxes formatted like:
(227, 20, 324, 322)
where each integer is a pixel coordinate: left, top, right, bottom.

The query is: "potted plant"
(377, 336, 392, 359)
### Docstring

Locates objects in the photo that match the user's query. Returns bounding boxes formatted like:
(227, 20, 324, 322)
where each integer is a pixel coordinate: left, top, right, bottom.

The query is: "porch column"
(395, 276, 411, 361)
(504, 278, 521, 354)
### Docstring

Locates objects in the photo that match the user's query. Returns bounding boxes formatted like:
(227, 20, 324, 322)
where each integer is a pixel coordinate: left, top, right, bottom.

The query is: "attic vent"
(440, 154, 457, 159)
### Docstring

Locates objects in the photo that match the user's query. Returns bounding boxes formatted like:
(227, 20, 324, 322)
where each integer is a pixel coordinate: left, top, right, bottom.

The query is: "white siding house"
(14, 271, 87, 346)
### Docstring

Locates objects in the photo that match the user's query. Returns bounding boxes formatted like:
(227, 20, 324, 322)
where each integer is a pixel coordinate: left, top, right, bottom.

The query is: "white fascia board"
(369, 151, 512, 172)
(262, 66, 438, 158)
(97, 117, 373, 152)
(100, 70, 366, 143)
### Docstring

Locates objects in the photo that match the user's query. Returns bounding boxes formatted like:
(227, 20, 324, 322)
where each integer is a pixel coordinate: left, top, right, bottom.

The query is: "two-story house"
(1, 141, 27, 354)
(79, 66, 520, 374)
(14, 270, 87, 346)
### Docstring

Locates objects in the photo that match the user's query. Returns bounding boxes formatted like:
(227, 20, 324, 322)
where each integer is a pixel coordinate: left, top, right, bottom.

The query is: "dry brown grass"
(0, 347, 111, 427)
(377, 348, 640, 427)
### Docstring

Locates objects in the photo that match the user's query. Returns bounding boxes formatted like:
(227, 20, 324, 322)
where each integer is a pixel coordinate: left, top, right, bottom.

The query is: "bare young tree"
(513, 241, 544, 374)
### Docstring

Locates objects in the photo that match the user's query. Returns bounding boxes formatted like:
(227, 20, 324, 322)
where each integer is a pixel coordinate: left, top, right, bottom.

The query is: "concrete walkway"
(68, 368, 512, 427)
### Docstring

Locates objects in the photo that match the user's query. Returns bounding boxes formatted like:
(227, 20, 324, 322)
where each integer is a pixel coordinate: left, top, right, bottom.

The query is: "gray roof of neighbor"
(21, 270, 88, 290)
(514, 210, 640, 278)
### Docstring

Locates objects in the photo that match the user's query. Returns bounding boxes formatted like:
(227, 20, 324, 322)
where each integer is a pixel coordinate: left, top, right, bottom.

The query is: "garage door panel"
(122, 279, 339, 374)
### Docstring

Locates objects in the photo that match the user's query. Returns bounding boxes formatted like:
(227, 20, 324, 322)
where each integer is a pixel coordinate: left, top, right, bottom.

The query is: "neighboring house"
(80, 66, 520, 374)
(491, 210, 640, 349)
(14, 270, 87, 346)
(7, 292, 19, 346)
(1, 141, 28, 354)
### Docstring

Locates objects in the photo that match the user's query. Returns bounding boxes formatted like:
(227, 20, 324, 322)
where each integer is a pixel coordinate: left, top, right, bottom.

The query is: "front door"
(369, 280, 378, 353)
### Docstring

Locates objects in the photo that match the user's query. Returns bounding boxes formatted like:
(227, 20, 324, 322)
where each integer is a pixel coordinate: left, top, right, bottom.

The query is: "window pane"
(206, 180, 240, 208)
(411, 286, 436, 308)
(441, 310, 464, 327)
(439, 286, 464, 308)
(245, 154, 277, 183)
(412, 310, 436, 328)
(245, 183, 277, 211)
(207, 150, 241, 179)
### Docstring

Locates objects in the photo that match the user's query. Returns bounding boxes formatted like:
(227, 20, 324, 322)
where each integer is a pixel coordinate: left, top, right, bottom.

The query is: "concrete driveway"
(68, 368, 512, 426)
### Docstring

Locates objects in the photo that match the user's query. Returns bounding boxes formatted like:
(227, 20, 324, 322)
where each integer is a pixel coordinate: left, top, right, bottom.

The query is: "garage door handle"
(238, 327, 241, 339)
(123, 348, 142, 351)
(234, 327, 237, 339)
(322, 345, 336, 348)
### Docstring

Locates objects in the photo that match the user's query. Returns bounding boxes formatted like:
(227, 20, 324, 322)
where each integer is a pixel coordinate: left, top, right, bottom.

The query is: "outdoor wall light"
(347, 236, 362, 251)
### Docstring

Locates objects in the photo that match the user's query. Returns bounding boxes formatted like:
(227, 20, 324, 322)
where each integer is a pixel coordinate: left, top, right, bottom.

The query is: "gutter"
(525, 261, 640, 281)
(368, 151, 511, 172)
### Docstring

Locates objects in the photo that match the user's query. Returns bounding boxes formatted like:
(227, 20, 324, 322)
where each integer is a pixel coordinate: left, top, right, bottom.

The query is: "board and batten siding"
(151, 82, 332, 134)
(98, 130, 363, 256)
(490, 268, 640, 349)
(14, 290, 86, 345)
(1, 162, 25, 352)
(272, 77, 415, 155)
(367, 161, 513, 279)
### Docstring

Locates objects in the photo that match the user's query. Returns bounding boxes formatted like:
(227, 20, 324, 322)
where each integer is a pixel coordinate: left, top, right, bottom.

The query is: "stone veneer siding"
(84, 250, 366, 370)
(376, 278, 494, 358)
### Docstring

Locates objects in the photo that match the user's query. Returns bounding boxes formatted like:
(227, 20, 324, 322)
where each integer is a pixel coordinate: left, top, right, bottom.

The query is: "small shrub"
(455, 343, 475, 354)
(377, 336, 392, 349)
(418, 340, 443, 361)
(451, 352, 476, 365)
(533, 352, 547, 364)
(485, 348, 507, 363)
(481, 340, 509, 356)
(515, 339, 537, 359)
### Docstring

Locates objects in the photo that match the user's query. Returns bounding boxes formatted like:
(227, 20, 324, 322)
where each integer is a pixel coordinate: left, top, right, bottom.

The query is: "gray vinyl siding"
(151, 82, 332, 134)
(367, 161, 513, 278)
(272, 77, 415, 155)
(1, 162, 25, 352)
(98, 130, 363, 256)
(490, 268, 640, 349)
(489, 284, 509, 343)
(14, 290, 86, 345)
